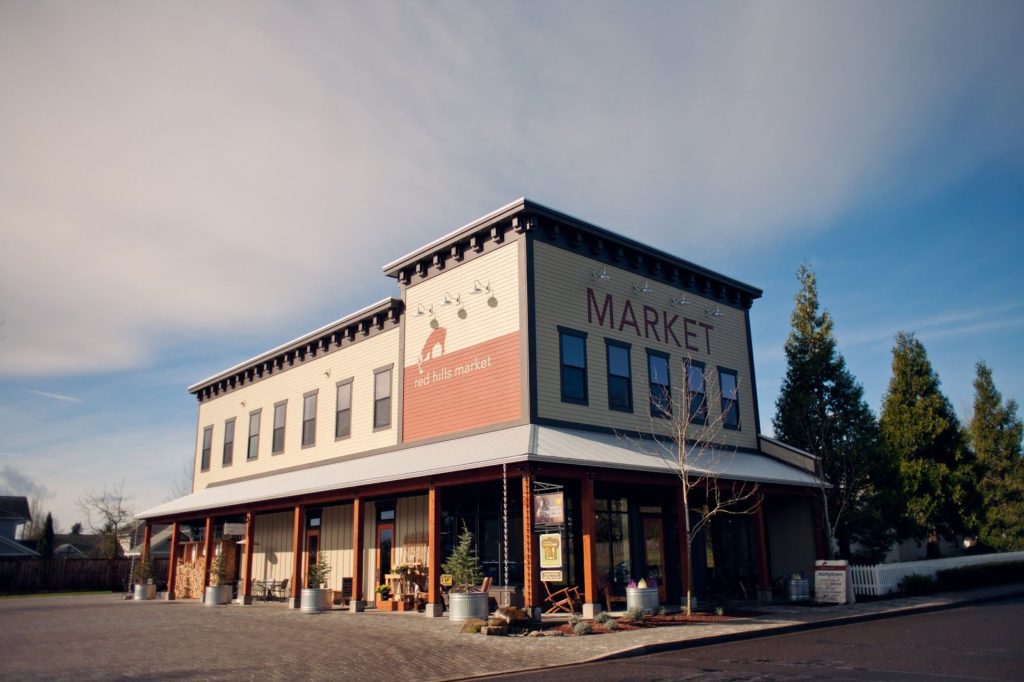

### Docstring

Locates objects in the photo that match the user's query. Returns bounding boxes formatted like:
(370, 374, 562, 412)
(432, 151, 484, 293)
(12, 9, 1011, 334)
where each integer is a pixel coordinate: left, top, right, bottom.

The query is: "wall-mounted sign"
(440, 574, 453, 587)
(222, 522, 246, 537)
(534, 492, 564, 526)
(539, 533, 563, 569)
(540, 570, 563, 582)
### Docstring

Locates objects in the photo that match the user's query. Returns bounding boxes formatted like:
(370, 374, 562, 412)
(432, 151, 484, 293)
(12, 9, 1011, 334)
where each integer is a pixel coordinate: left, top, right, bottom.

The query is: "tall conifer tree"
(968, 361, 1024, 550)
(879, 332, 973, 556)
(773, 265, 895, 560)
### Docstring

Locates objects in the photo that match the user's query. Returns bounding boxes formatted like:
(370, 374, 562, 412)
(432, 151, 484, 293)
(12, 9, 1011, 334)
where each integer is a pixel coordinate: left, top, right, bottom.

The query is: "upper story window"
(374, 367, 392, 429)
(200, 426, 212, 472)
(559, 327, 588, 405)
(605, 339, 632, 412)
(302, 391, 318, 447)
(272, 401, 287, 454)
(222, 418, 235, 467)
(648, 350, 671, 417)
(719, 368, 740, 429)
(685, 361, 707, 424)
(247, 409, 261, 460)
(335, 379, 353, 439)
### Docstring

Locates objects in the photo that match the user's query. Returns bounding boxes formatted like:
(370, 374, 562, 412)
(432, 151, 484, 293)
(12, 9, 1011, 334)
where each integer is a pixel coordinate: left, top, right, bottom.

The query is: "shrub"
(568, 614, 581, 626)
(898, 573, 935, 595)
(936, 562, 1024, 591)
(573, 621, 593, 636)
(656, 606, 669, 616)
(605, 619, 619, 631)
(624, 606, 645, 622)
(594, 611, 611, 624)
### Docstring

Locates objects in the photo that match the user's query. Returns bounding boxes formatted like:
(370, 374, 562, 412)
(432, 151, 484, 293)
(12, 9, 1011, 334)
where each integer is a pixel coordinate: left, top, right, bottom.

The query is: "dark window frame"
(272, 400, 287, 454)
(558, 326, 589, 405)
(718, 367, 741, 430)
(373, 365, 393, 430)
(222, 418, 235, 467)
(247, 409, 261, 461)
(685, 360, 708, 425)
(605, 338, 633, 413)
(200, 425, 212, 472)
(647, 349, 672, 418)
(302, 389, 318, 448)
(335, 378, 353, 440)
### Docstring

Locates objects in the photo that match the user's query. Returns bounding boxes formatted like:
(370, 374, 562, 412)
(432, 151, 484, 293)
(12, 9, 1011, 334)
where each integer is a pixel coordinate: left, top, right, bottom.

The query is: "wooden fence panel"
(0, 558, 171, 594)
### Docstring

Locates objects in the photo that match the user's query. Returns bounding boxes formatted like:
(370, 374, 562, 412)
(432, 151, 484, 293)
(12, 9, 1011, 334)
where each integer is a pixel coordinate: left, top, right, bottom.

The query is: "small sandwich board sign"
(814, 560, 856, 604)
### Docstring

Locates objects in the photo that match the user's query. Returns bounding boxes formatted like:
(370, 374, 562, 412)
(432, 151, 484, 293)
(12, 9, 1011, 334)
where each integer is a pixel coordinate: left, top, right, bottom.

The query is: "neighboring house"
(140, 199, 824, 613)
(0, 496, 40, 558)
(52, 534, 106, 558)
(127, 524, 185, 559)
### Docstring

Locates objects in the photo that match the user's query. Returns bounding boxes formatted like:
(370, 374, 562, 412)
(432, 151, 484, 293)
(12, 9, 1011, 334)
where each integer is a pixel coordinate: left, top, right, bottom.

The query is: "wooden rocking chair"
(542, 581, 581, 615)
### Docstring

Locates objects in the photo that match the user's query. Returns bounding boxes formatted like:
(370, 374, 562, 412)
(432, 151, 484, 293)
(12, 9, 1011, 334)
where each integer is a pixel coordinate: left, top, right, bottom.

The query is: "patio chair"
(276, 578, 288, 601)
(542, 581, 581, 615)
(596, 574, 627, 612)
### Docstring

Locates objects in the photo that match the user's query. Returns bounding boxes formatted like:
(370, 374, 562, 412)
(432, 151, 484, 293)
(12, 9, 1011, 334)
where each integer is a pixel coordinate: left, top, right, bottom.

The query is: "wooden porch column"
(754, 494, 772, 601)
(425, 483, 443, 617)
(676, 483, 691, 609)
(350, 497, 364, 611)
(580, 473, 599, 617)
(141, 522, 152, 566)
(201, 516, 214, 597)
(241, 512, 256, 605)
(166, 521, 179, 600)
(521, 470, 537, 616)
(289, 505, 303, 608)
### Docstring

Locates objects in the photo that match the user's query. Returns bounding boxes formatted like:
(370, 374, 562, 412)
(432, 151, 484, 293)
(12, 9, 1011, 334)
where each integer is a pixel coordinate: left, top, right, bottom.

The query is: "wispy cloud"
(837, 302, 1024, 349)
(23, 389, 83, 404)
(0, 464, 50, 499)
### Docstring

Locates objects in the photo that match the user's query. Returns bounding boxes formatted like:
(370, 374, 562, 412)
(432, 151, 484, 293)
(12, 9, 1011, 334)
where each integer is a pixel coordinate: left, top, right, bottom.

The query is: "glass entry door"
(376, 523, 394, 587)
(642, 517, 667, 601)
(303, 529, 320, 588)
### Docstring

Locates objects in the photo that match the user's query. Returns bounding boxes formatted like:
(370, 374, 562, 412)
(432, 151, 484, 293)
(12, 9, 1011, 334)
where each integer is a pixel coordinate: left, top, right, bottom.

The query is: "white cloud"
(23, 389, 83, 403)
(1, 1, 1020, 377)
(0, 464, 50, 500)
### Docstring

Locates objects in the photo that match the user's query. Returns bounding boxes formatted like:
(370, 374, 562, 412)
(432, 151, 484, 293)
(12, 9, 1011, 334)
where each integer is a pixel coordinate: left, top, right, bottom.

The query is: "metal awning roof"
(139, 425, 820, 520)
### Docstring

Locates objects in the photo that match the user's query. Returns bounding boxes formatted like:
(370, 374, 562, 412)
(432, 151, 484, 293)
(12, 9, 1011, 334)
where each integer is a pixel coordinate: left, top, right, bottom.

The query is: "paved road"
(491, 594, 1024, 681)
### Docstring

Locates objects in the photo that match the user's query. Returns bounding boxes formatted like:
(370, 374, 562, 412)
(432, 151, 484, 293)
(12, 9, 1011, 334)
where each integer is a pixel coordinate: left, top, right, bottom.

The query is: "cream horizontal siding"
(394, 495, 429, 568)
(533, 241, 758, 450)
(193, 328, 400, 490)
(319, 503, 353, 592)
(251, 511, 294, 584)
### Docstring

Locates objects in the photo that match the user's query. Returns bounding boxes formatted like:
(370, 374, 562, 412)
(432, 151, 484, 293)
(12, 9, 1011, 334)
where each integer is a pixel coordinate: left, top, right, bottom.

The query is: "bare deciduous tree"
(168, 456, 195, 500)
(78, 480, 135, 558)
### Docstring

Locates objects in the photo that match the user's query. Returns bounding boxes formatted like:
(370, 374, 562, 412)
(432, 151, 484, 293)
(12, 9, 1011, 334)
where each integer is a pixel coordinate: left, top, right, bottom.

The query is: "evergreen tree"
(37, 512, 55, 559)
(879, 332, 974, 556)
(441, 522, 482, 593)
(968, 361, 1024, 551)
(773, 265, 896, 560)
(70, 522, 83, 535)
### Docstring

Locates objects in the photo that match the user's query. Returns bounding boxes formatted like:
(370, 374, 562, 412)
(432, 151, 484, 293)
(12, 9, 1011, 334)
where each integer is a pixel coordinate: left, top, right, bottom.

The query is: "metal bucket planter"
(448, 591, 489, 622)
(203, 585, 232, 607)
(133, 583, 156, 601)
(300, 588, 331, 613)
(625, 587, 659, 614)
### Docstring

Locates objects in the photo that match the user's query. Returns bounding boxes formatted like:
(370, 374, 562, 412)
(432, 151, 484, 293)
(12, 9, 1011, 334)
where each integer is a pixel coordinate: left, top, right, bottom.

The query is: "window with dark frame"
(200, 425, 212, 472)
(559, 327, 588, 405)
(222, 418, 235, 467)
(648, 350, 671, 417)
(302, 391, 317, 447)
(335, 379, 353, 439)
(247, 410, 260, 460)
(374, 367, 392, 429)
(272, 402, 286, 453)
(686, 360, 708, 424)
(719, 368, 740, 429)
(605, 339, 632, 412)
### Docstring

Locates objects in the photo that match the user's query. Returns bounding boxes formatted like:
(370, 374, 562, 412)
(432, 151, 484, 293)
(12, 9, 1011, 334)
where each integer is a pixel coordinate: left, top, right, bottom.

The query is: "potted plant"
(300, 553, 332, 613)
(625, 576, 659, 614)
(132, 555, 156, 601)
(204, 552, 232, 606)
(443, 523, 489, 622)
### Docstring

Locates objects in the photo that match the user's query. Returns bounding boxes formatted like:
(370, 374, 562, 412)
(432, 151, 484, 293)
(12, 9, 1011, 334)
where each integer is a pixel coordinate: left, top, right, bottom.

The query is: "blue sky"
(1, 1, 1022, 530)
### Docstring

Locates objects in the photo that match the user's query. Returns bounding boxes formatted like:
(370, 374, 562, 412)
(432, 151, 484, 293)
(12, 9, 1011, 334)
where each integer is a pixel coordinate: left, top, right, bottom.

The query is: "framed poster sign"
(539, 533, 563, 569)
(533, 492, 564, 525)
(540, 570, 563, 582)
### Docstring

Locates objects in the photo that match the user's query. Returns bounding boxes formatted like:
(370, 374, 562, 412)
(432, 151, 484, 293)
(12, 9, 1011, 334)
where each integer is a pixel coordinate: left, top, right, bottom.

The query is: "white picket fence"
(850, 551, 1024, 596)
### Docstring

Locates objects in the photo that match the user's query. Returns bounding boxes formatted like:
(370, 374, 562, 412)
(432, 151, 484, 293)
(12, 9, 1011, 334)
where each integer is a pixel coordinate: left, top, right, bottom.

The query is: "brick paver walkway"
(1, 585, 1021, 681)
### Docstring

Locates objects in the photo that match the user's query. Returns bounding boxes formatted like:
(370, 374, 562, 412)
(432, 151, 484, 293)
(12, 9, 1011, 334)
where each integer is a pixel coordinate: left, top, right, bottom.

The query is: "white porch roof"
(139, 424, 820, 520)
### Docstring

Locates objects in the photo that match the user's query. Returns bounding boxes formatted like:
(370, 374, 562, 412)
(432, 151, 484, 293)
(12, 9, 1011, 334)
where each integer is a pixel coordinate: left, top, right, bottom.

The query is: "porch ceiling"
(139, 424, 820, 520)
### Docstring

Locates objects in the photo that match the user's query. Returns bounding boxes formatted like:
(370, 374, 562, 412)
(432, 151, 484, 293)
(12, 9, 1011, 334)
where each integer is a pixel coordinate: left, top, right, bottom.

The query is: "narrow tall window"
(302, 391, 318, 447)
(374, 367, 392, 429)
(272, 402, 287, 453)
(648, 350, 671, 417)
(247, 410, 261, 460)
(335, 379, 353, 439)
(605, 339, 632, 412)
(719, 368, 740, 429)
(559, 327, 588, 405)
(222, 418, 235, 467)
(200, 426, 212, 472)
(686, 361, 707, 424)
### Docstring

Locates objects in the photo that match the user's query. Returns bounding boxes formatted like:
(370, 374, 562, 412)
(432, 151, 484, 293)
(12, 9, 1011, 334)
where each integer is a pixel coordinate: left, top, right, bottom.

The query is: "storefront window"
(595, 497, 630, 587)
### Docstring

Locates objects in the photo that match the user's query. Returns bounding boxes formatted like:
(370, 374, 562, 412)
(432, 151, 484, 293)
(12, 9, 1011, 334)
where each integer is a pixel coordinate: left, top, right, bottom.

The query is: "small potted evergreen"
(443, 523, 489, 622)
(132, 555, 156, 601)
(204, 552, 232, 606)
(300, 554, 332, 613)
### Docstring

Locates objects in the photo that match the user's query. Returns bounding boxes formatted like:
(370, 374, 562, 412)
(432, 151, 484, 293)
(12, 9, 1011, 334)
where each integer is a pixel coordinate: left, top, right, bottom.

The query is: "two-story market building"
(139, 198, 824, 617)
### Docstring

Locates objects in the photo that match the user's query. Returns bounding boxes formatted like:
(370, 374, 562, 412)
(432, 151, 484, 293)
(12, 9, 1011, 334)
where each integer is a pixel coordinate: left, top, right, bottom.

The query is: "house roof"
(0, 534, 40, 558)
(139, 425, 821, 521)
(0, 496, 31, 521)
(51, 534, 105, 558)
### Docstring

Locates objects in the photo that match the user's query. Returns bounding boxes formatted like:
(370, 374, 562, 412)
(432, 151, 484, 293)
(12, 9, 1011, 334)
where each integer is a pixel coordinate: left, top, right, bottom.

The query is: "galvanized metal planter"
(300, 588, 331, 613)
(203, 584, 231, 606)
(133, 583, 156, 600)
(625, 587, 659, 614)
(448, 592, 489, 622)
